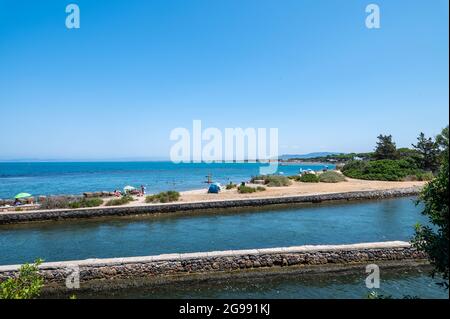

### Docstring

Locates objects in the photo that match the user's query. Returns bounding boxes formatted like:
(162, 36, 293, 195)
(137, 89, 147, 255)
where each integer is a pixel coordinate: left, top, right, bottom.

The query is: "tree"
(0, 259, 44, 299)
(436, 125, 449, 164)
(411, 132, 440, 172)
(413, 128, 449, 289)
(373, 134, 398, 160)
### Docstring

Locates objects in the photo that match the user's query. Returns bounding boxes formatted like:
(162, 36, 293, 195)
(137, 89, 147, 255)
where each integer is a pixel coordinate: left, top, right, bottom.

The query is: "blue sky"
(0, 0, 448, 160)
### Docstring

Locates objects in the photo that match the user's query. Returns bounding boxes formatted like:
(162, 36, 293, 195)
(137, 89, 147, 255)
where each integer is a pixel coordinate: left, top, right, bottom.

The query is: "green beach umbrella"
(15, 192, 32, 199)
(123, 186, 135, 192)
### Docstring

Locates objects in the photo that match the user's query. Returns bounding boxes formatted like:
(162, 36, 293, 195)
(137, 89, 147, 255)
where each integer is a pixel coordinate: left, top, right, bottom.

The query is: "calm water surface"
(66, 267, 447, 299)
(0, 197, 426, 265)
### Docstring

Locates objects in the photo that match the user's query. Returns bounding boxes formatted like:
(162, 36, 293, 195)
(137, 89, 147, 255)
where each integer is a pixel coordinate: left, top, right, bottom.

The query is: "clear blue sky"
(0, 0, 448, 160)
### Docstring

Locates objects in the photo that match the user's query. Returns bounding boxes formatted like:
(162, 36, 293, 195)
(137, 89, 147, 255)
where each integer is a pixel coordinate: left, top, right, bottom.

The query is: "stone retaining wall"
(0, 187, 420, 225)
(0, 241, 427, 289)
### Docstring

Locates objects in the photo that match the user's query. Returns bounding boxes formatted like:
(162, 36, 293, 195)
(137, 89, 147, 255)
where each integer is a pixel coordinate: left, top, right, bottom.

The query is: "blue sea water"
(0, 162, 331, 199)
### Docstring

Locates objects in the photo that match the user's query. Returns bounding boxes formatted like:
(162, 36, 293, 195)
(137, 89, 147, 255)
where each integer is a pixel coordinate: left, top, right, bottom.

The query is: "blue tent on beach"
(208, 183, 221, 194)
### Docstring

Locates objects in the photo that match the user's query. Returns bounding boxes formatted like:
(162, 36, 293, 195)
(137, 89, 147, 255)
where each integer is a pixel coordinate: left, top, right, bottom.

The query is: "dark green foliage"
(225, 182, 237, 190)
(412, 132, 441, 172)
(342, 159, 421, 181)
(414, 171, 435, 181)
(105, 195, 134, 206)
(373, 134, 399, 160)
(68, 198, 103, 209)
(40, 197, 103, 209)
(145, 191, 180, 203)
(250, 175, 291, 187)
(299, 174, 320, 183)
(0, 259, 44, 299)
(413, 130, 449, 288)
(436, 126, 449, 164)
(237, 185, 265, 193)
(319, 171, 346, 183)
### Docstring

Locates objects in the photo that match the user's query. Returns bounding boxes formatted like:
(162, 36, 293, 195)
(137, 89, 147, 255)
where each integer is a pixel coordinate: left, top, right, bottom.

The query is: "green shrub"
(146, 191, 180, 203)
(105, 195, 134, 206)
(68, 198, 103, 209)
(415, 171, 435, 181)
(225, 182, 237, 190)
(342, 159, 422, 181)
(0, 259, 44, 299)
(319, 171, 346, 183)
(40, 196, 103, 210)
(237, 185, 266, 194)
(250, 175, 291, 187)
(299, 174, 320, 183)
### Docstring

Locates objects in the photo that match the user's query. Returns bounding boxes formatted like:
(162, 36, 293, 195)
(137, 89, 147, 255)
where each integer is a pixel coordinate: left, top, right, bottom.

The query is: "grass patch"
(319, 171, 346, 183)
(299, 174, 320, 183)
(105, 195, 134, 206)
(145, 191, 180, 203)
(250, 175, 291, 187)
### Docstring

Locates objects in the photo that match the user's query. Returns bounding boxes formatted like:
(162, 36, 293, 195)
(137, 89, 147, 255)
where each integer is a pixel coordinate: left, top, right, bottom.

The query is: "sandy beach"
(123, 178, 426, 207)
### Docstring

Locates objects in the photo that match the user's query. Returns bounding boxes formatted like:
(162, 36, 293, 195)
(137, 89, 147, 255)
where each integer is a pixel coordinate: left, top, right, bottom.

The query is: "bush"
(68, 198, 103, 209)
(105, 195, 134, 206)
(39, 196, 103, 210)
(342, 159, 422, 181)
(145, 191, 180, 203)
(250, 175, 291, 187)
(0, 259, 44, 299)
(225, 182, 237, 190)
(415, 172, 435, 181)
(237, 185, 266, 194)
(319, 171, 346, 183)
(299, 174, 320, 183)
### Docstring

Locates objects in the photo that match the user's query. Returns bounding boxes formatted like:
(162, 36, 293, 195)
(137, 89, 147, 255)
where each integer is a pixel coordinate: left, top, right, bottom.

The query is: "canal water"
(55, 266, 447, 299)
(2, 197, 447, 299)
(0, 197, 427, 265)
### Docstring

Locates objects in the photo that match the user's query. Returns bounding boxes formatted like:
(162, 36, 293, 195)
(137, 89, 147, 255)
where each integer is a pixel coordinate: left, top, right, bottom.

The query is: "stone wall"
(0, 241, 427, 289)
(0, 187, 421, 225)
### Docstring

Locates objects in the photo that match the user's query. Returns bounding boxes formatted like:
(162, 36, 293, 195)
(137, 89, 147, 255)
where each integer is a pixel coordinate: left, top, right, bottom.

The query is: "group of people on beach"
(113, 185, 146, 197)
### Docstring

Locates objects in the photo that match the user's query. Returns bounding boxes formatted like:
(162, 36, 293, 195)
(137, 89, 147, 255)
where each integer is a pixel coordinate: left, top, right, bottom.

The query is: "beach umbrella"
(15, 192, 32, 199)
(123, 186, 135, 192)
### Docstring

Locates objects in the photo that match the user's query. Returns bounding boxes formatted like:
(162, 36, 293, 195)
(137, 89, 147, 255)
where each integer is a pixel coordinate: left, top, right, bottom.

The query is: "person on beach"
(140, 185, 146, 195)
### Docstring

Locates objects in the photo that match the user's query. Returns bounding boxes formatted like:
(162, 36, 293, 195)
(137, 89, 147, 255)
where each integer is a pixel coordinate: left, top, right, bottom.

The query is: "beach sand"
(124, 178, 426, 206)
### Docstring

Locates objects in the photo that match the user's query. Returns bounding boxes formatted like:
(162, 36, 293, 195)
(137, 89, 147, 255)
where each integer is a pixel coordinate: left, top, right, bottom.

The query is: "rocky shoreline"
(0, 187, 421, 225)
